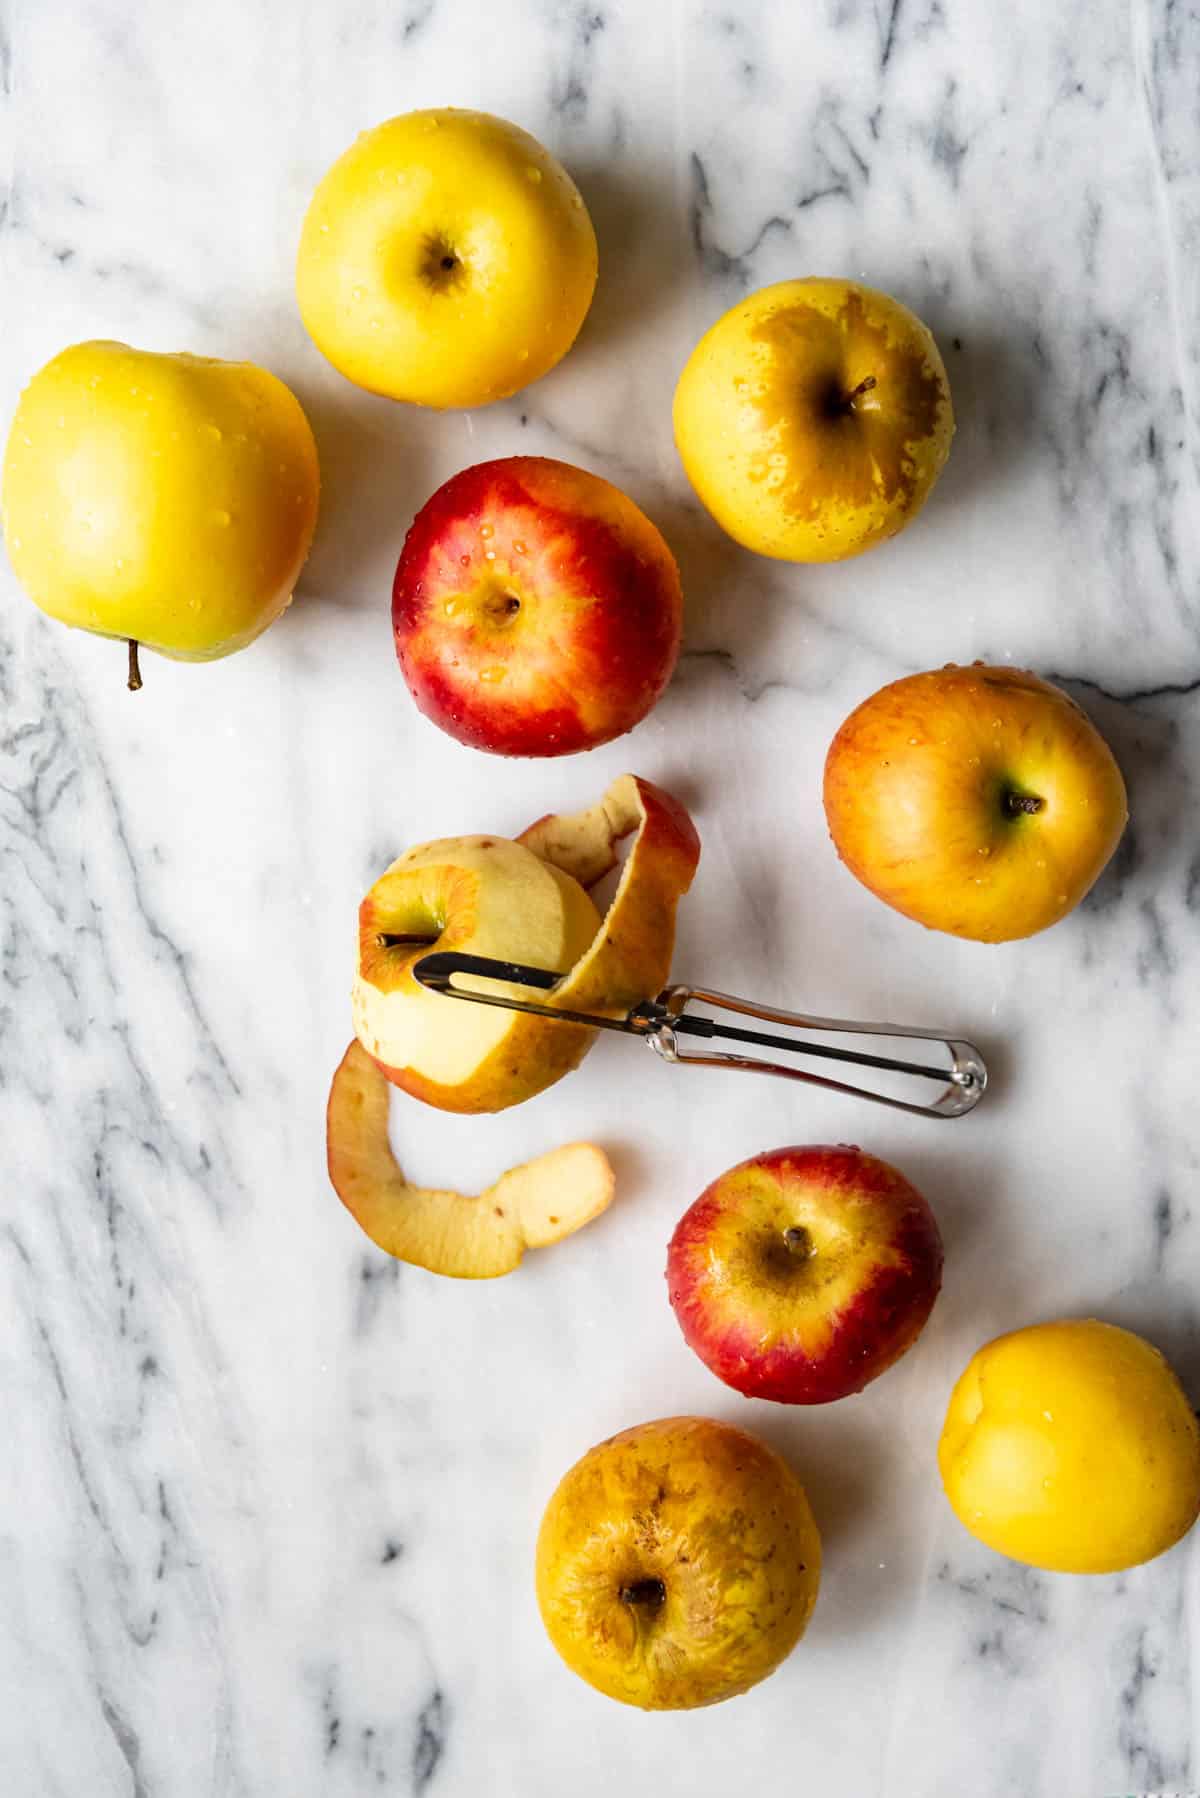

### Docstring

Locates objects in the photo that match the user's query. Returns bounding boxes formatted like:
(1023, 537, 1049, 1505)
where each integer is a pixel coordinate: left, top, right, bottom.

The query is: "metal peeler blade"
(411, 950, 988, 1120)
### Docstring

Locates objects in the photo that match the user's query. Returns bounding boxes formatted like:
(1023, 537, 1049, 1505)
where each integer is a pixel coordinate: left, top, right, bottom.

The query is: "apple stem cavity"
(783, 1225, 814, 1260)
(1004, 791, 1045, 817)
(619, 1577, 667, 1612)
(126, 639, 143, 693)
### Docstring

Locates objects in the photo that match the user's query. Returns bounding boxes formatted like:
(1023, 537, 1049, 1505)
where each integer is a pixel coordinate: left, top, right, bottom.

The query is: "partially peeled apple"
(351, 774, 701, 1113)
(329, 775, 700, 1277)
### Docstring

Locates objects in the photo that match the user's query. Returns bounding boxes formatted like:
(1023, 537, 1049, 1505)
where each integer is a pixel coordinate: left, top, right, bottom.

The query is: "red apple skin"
(392, 456, 683, 757)
(666, 1146, 944, 1405)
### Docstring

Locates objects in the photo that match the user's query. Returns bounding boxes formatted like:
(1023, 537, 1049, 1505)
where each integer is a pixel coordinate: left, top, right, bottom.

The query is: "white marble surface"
(2, 0, 1199, 1792)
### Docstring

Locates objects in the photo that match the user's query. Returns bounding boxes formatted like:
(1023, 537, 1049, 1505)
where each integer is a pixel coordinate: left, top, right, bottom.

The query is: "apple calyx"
(127, 639, 143, 692)
(1004, 791, 1045, 817)
(619, 1577, 666, 1612)
(783, 1225, 814, 1260)
(326, 1040, 615, 1277)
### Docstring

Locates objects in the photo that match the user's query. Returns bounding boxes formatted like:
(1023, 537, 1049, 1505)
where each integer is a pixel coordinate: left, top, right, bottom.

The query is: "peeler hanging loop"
(411, 951, 988, 1121)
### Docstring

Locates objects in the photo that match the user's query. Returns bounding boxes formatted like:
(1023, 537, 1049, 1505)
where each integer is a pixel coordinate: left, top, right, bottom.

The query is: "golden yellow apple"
(939, 1319, 1200, 1574)
(353, 775, 700, 1114)
(535, 1416, 821, 1709)
(2, 340, 319, 684)
(326, 1040, 614, 1278)
(296, 108, 597, 409)
(823, 664, 1128, 942)
(673, 278, 953, 561)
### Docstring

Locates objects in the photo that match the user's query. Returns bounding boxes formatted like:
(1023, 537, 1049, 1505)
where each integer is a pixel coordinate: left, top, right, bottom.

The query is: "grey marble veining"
(2, 0, 1199, 1793)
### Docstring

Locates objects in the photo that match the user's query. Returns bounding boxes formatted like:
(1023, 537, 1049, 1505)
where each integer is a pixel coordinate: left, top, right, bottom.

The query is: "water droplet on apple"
(513, 539, 527, 556)
(352, 285, 365, 302)
(525, 166, 542, 183)
(480, 665, 506, 683)
(484, 549, 496, 561)
(206, 424, 223, 441)
(319, 222, 330, 235)
(1035, 859, 1046, 869)
(213, 509, 231, 527)
(480, 523, 494, 539)
(459, 554, 471, 567)
(444, 598, 459, 616)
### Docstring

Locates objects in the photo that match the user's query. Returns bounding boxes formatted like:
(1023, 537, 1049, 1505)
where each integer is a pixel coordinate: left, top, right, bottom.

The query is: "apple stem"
(1004, 792, 1045, 816)
(783, 1225, 813, 1259)
(619, 1577, 666, 1611)
(845, 374, 877, 411)
(127, 640, 143, 693)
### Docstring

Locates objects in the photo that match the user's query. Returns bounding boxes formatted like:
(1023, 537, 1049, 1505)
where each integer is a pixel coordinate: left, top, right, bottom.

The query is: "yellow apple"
(939, 1319, 1200, 1574)
(352, 775, 701, 1114)
(326, 1040, 614, 1277)
(296, 108, 597, 409)
(535, 1416, 821, 1709)
(2, 341, 319, 684)
(673, 278, 953, 561)
(823, 664, 1128, 942)
(353, 833, 602, 1115)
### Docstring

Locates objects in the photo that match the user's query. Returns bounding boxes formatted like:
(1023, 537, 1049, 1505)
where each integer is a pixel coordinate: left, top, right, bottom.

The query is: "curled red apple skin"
(392, 457, 683, 757)
(326, 1039, 615, 1278)
(666, 1146, 943, 1405)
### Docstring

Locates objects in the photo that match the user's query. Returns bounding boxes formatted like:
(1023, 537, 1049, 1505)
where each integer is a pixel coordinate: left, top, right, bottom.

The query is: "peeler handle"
(646, 984, 988, 1120)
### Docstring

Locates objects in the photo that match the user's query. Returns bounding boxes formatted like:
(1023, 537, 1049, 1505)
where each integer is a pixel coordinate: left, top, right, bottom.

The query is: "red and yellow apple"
(392, 457, 683, 757)
(352, 774, 700, 1113)
(535, 1416, 821, 1709)
(667, 1146, 943, 1405)
(326, 1040, 614, 1277)
(940, 1319, 1200, 1573)
(823, 664, 1128, 942)
(2, 340, 319, 685)
(296, 108, 597, 409)
(673, 278, 953, 562)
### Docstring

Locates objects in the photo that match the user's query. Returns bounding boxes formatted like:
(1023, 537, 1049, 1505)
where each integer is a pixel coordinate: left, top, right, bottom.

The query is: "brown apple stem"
(619, 1577, 666, 1611)
(127, 640, 143, 693)
(783, 1225, 813, 1259)
(376, 932, 439, 948)
(844, 374, 877, 411)
(1004, 792, 1045, 816)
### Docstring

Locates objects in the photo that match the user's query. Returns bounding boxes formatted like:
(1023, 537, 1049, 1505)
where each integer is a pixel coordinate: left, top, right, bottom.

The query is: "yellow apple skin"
(353, 834, 602, 1115)
(939, 1319, 1200, 1574)
(326, 1040, 614, 1278)
(673, 278, 953, 562)
(535, 1416, 821, 1710)
(2, 341, 319, 663)
(823, 664, 1128, 942)
(296, 108, 598, 409)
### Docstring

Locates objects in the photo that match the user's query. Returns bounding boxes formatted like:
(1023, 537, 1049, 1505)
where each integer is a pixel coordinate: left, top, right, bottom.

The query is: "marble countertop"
(3, 0, 1199, 1793)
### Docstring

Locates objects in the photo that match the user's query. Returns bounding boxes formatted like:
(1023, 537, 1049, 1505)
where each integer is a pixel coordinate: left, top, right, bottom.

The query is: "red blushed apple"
(666, 1146, 943, 1405)
(392, 456, 683, 757)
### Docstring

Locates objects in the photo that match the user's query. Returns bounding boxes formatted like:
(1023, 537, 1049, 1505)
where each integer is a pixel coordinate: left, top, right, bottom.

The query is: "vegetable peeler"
(411, 950, 988, 1120)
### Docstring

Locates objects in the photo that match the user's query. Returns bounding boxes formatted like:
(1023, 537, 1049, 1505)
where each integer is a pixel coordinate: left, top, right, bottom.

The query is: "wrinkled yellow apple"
(536, 1416, 821, 1709)
(674, 278, 953, 562)
(353, 775, 700, 1115)
(296, 108, 597, 409)
(939, 1318, 1200, 1573)
(2, 341, 319, 682)
(326, 1040, 613, 1278)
